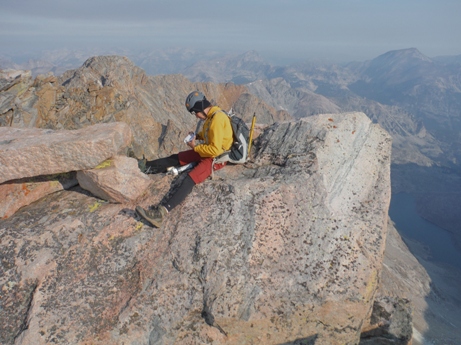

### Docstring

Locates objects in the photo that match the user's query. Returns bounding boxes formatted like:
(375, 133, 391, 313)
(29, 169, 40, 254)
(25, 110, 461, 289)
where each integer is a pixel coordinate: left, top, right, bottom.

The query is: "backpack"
(214, 110, 250, 164)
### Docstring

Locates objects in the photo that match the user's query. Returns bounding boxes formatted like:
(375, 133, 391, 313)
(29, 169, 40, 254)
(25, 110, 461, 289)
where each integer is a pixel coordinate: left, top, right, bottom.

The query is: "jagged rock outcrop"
(0, 56, 290, 160)
(0, 70, 33, 127)
(0, 122, 132, 184)
(360, 296, 412, 344)
(0, 111, 392, 344)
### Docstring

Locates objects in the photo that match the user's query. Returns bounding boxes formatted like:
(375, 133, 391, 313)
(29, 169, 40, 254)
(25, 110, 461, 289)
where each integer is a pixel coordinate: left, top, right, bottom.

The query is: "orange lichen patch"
(21, 183, 31, 196)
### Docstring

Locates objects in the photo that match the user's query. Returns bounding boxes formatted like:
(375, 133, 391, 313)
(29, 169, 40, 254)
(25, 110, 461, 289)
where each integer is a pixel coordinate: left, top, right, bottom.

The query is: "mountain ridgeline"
(3, 47, 460, 167)
(184, 48, 461, 169)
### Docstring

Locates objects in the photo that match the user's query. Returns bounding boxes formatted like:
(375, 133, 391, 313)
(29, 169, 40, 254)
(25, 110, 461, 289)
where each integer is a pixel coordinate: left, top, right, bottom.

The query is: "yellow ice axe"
(248, 113, 256, 158)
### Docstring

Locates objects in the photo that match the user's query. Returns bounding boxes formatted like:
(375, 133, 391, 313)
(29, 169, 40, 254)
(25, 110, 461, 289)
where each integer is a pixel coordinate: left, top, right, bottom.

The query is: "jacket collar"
(206, 106, 222, 118)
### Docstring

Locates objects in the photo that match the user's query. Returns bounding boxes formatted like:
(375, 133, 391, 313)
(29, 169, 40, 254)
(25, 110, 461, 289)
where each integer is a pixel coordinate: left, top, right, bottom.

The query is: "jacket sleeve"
(194, 112, 227, 158)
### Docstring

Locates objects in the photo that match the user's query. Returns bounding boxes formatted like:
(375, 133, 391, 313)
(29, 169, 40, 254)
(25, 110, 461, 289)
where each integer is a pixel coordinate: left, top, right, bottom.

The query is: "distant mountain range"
(0, 48, 224, 78)
(2, 47, 461, 165)
(185, 48, 461, 169)
(2, 47, 461, 166)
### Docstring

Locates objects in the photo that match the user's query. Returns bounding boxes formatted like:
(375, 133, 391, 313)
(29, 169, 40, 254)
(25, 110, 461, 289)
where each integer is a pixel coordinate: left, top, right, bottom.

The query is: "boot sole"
(135, 206, 162, 228)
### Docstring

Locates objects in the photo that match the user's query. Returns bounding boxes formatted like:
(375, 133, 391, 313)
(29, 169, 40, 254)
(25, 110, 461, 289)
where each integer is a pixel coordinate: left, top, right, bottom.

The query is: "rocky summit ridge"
(0, 56, 290, 160)
(0, 56, 412, 344)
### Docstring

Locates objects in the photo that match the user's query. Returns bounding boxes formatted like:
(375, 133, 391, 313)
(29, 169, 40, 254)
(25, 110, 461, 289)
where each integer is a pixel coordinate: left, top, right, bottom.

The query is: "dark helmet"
(185, 91, 211, 113)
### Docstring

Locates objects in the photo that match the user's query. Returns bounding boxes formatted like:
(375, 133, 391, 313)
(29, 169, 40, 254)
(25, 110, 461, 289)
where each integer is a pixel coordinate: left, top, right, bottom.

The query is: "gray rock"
(360, 296, 412, 344)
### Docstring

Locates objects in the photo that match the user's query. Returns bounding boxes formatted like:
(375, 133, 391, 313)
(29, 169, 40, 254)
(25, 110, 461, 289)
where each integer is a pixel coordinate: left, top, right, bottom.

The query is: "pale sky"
(1, 0, 460, 63)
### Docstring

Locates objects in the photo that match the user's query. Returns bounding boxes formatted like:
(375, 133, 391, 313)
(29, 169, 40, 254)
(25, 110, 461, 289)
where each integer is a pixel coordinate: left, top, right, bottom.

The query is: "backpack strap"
(213, 151, 230, 164)
(211, 151, 231, 179)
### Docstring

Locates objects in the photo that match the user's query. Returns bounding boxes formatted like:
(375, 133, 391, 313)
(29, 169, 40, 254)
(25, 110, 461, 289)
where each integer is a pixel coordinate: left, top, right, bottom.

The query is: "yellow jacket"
(194, 106, 233, 158)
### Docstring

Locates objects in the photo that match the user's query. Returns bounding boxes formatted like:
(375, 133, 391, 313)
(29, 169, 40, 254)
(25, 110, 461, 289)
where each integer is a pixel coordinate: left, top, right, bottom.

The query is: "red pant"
(178, 150, 226, 184)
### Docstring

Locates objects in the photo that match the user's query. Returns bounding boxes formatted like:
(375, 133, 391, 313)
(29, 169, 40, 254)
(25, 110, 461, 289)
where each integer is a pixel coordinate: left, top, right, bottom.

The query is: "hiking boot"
(127, 147, 136, 158)
(135, 205, 168, 228)
(138, 155, 148, 173)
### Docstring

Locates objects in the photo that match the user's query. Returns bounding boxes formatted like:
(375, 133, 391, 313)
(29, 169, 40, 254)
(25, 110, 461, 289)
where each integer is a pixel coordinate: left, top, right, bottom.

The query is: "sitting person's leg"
(178, 149, 202, 166)
(163, 174, 195, 211)
(187, 157, 214, 184)
(135, 173, 196, 228)
(140, 154, 180, 174)
(136, 157, 214, 227)
(140, 150, 203, 174)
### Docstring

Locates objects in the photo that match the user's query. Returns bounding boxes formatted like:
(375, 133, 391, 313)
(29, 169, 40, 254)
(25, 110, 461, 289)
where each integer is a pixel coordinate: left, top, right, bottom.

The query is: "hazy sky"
(1, 0, 460, 63)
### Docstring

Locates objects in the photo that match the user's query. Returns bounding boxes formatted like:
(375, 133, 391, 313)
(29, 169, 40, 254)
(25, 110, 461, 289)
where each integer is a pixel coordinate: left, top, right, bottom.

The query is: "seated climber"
(135, 91, 233, 228)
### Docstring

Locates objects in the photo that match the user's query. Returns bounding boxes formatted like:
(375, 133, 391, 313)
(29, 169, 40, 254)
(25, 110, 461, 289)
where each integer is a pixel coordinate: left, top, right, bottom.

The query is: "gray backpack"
(214, 110, 250, 164)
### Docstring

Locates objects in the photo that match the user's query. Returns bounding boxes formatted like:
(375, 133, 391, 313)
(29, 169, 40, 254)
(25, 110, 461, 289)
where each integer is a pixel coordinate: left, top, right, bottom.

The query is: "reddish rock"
(0, 173, 77, 219)
(77, 156, 152, 203)
(0, 122, 132, 184)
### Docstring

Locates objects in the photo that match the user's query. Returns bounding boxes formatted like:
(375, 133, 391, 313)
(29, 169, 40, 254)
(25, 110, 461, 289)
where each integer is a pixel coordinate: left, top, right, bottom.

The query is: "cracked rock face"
(0, 112, 391, 345)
